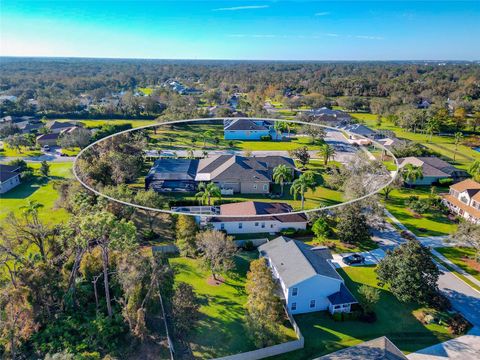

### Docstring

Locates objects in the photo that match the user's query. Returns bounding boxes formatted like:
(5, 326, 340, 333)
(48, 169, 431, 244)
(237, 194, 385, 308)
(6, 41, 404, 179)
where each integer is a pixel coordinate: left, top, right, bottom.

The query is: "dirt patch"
(463, 257, 480, 272)
(407, 208, 423, 218)
(207, 275, 225, 286)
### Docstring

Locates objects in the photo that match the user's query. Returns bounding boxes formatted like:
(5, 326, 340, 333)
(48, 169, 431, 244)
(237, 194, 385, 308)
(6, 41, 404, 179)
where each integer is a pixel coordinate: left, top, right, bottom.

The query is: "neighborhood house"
(443, 179, 480, 224)
(398, 156, 468, 186)
(146, 154, 295, 194)
(0, 164, 21, 194)
(205, 201, 307, 234)
(305, 107, 352, 126)
(259, 236, 357, 315)
(223, 119, 275, 140)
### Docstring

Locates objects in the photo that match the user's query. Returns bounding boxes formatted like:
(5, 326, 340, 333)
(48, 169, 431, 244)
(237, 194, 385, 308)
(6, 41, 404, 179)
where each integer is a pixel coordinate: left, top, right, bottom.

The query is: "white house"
(259, 236, 357, 315)
(443, 179, 480, 224)
(0, 164, 21, 194)
(206, 201, 307, 234)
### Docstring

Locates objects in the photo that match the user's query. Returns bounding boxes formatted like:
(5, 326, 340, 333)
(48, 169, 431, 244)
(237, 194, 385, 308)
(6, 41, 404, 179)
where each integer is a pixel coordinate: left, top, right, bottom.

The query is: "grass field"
(436, 247, 480, 281)
(57, 119, 157, 129)
(170, 252, 297, 359)
(383, 187, 457, 237)
(0, 145, 43, 158)
(0, 162, 73, 224)
(278, 266, 457, 360)
(147, 122, 323, 152)
(351, 112, 480, 170)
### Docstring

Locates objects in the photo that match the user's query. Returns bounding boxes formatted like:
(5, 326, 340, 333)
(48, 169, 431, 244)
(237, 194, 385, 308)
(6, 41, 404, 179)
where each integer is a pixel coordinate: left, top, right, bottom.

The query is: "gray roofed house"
(0, 164, 21, 194)
(398, 156, 468, 185)
(47, 121, 78, 133)
(145, 158, 199, 192)
(259, 236, 357, 314)
(343, 124, 382, 139)
(223, 119, 275, 140)
(305, 107, 352, 126)
(315, 336, 407, 360)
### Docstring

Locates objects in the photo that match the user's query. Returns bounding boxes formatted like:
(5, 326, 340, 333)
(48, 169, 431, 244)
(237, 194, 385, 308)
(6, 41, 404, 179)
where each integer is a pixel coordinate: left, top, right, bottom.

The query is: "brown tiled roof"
(450, 179, 480, 193)
(443, 194, 480, 219)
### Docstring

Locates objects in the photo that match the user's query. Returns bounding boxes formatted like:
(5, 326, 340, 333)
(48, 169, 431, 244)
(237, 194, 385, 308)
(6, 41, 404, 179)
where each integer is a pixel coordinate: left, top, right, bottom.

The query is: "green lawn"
(56, 119, 157, 129)
(148, 123, 323, 152)
(383, 187, 457, 237)
(137, 87, 155, 95)
(278, 266, 456, 360)
(0, 145, 43, 158)
(351, 112, 480, 170)
(170, 252, 297, 359)
(436, 247, 480, 281)
(0, 162, 73, 224)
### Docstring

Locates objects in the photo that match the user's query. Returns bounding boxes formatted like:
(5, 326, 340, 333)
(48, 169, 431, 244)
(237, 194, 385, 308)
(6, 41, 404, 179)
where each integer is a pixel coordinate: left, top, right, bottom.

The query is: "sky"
(1, 1, 479, 60)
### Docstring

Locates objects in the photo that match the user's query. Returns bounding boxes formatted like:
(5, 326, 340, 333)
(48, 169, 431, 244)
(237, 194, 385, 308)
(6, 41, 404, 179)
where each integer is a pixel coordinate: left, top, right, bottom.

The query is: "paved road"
(407, 327, 480, 360)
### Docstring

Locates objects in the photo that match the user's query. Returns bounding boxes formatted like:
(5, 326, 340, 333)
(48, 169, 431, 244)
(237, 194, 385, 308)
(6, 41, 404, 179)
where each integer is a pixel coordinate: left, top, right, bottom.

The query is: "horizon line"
(1, 55, 478, 63)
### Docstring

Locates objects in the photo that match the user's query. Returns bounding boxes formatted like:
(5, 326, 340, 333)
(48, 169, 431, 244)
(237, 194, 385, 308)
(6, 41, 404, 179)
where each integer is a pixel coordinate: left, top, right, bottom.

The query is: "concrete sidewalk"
(407, 327, 480, 359)
(431, 249, 480, 289)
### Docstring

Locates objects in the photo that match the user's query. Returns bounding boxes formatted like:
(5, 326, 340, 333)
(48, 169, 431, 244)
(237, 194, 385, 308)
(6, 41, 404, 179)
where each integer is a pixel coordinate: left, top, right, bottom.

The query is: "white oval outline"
(73, 117, 399, 217)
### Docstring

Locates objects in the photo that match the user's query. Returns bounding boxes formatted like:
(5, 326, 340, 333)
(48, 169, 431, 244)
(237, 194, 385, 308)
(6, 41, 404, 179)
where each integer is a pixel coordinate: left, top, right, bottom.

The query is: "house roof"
(47, 121, 76, 130)
(196, 155, 294, 183)
(343, 124, 377, 137)
(450, 179, 480, 192)
(0, 165, 20, 183)
(224, 119, 270, 131)
(209, 201, 307, 223)
(307, 107, 351, 120)
(147, 158, 199, 181)
(258, 236, 343, 288)
(398, 156, 463, 178)
(314, 336, 407, 360)
(36, 133, 60, 141)
(327, 283, 357, 305)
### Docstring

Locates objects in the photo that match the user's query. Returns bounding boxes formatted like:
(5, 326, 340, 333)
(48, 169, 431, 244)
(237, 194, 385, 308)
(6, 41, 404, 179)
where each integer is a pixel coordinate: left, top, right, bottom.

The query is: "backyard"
(0, 162, 72, 224)
(383, 186, 457, 237)
(277, 265, 458, 360)
(169, 251, 297, 359)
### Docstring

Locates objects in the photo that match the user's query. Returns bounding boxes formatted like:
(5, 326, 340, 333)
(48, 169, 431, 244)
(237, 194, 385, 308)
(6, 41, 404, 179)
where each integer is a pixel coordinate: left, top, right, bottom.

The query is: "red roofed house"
(442, 179, 480, 224)
(206, 201, 307, 234)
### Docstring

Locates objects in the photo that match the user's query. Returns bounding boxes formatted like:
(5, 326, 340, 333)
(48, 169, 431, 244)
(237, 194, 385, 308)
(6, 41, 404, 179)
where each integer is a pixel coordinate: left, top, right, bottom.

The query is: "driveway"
(407, 327, 480, 360)
(331, 248, 386, 268)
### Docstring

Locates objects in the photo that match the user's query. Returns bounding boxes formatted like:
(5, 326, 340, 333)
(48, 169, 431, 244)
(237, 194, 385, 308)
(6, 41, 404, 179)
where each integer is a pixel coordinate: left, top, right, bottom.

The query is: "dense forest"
(1, 58, 479, 121)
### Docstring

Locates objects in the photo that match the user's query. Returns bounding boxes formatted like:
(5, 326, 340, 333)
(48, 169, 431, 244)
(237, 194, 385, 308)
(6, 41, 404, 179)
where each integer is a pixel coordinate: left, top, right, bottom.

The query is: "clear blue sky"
(1, 1, 479, 60)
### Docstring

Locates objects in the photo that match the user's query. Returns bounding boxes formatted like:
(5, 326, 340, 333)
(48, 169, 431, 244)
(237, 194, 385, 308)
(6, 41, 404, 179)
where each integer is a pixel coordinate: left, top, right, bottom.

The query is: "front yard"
(170, 252, 297, 359)
(277, 265, 457, 360)
(383, 187, 457, 237)
(436, 247, 480, 281)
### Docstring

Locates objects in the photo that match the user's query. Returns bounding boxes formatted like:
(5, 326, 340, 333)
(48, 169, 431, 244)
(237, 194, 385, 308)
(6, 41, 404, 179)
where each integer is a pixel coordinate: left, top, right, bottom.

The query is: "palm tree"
(400, 164, 423, 186)
(202, 130, 214, 147)
(469, 160, 480, 181)
(290, 171, 317, 210)
(425, 118, 440, 142)
(195, 182, 222, 206)
(453, 132, 463, 161)
(317, 144, 336, 165)
(272, 164, 293, 196)
(273, 121, 286, 140)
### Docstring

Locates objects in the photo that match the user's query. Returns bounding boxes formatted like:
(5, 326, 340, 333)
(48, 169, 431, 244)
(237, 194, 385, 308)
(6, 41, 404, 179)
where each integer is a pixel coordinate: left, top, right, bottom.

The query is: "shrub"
(430, 292, 452, 311)
(243, 240, 255, 251)
(438, 178, 454, 186)
(332, 312, 343, 321)
(359, 311, 377, 323)
(448, 313, 471, 335)
(260, 135, 272, 141)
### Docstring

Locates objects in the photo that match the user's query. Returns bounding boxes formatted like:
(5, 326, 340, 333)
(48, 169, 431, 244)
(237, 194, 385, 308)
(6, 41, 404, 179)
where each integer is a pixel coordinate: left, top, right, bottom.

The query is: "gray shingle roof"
(224, 119, 270, 131)
(327, 283, 357, 305)
(258, 236, 343, 287)
(398, 156, 466, 178)
(315, 336, 407, 360)
(0, 165, 20, 182)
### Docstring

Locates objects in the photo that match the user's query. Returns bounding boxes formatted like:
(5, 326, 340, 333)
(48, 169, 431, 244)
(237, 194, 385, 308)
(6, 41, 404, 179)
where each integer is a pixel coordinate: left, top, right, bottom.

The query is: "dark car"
(343, 254, 365, 265)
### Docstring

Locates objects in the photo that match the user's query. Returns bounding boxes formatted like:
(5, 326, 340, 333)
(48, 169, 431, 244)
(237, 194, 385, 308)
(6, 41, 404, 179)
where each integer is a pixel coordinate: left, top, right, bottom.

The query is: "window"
(261, 222, 265, 228)
(343, 304, 349, 308)
(334, 305, 341, 309)
(263, 184, 269, 191)
(239, 223, 243, 229)
(292, 288, 298, 296)
(255, 222, 259, 226)
(291, 302, 297, 311)
(310, 300, 316, 308)
(220, 224, 225, 230)
(253, 184, 258, 189)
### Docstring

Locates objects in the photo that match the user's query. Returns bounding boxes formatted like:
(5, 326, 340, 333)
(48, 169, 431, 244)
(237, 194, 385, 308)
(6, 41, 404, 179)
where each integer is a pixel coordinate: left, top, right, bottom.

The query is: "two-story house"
(259, 236, 357, 315)
(442, 179, 480, 224)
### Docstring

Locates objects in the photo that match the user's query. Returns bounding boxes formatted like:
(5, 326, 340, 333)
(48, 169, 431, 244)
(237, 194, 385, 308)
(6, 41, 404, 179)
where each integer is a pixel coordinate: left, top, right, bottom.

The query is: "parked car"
(343, 253, 365, 265)
(42, 145, 50, 151)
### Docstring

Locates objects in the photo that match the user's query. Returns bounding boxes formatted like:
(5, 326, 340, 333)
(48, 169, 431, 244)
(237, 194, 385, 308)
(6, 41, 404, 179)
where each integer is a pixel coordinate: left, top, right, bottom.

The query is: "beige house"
(442, 179, 480, 224)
